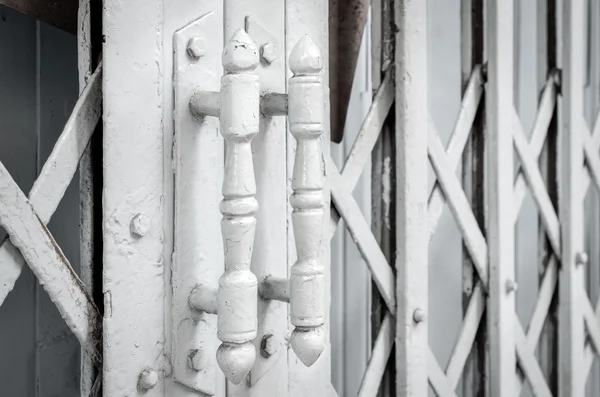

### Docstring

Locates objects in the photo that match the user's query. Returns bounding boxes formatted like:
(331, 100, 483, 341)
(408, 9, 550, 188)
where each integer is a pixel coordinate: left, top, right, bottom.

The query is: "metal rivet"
(130, 213, 151, 237)
(260, 334, 278, 358)
(260, 43, 277, 64)
(576, 252, 588, 266)
(505, 279, 518, 293)
(413, 308, 426, 323)
(137, 368, 159, 391)
(187, 37, 206, 59)
(188, 348, 206, 371)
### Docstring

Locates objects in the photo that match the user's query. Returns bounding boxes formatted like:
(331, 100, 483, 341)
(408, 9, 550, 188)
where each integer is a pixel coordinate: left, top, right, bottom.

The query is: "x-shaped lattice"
(578, 110, 600, 382)
(0, 65, 102, 365)
(426, 67, 560, 397)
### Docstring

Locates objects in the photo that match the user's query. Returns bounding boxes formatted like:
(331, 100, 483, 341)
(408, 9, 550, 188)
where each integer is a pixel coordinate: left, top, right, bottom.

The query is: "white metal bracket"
(172, 11, 223, 396)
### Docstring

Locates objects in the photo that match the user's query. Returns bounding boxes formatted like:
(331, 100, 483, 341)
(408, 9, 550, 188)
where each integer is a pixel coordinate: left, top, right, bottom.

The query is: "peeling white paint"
(381, 156, 392, 230)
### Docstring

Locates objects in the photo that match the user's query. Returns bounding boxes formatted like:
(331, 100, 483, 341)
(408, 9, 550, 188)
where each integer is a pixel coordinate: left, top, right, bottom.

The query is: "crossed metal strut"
(0, 64, 103, 365)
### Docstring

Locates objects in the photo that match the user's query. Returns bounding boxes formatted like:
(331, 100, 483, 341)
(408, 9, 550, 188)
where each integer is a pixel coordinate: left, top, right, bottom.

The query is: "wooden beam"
(0, 0, 77, 34)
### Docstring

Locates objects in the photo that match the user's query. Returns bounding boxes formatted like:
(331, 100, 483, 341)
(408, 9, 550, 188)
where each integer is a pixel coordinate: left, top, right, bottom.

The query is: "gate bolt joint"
(187, 37, 206, 59)
(260, 334, 278, 358)
(505, 279, 518, 293)
(260, 43, 277, 64)
(130, 213, 151, 237)
(576, 251, 588, 266)
(413, 308, 426, 323)
(188, 348, 206, 371)
(137, 368, 159, 391)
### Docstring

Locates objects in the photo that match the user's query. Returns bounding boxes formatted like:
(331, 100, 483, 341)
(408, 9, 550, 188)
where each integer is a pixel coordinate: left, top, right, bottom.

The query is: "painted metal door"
(101, 1, 332, 396)
(4, 0, 600, 396)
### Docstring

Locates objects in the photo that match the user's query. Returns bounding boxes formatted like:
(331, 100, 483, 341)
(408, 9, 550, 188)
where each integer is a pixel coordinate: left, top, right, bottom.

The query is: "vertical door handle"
(188, 29, 260, 385)
(288, 36, 326, 367)
(188, 33, 326, 377)
(259, 36, 326, 367)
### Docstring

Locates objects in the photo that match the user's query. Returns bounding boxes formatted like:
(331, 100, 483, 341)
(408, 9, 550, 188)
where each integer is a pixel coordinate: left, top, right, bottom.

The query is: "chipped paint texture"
(286, 0, 332, 394)
(0, 64, 102, 305)
(288, 36, 327, 368)
(103, 0, 167, 394)
(171, 10, 223, 395)
(0, 161, 101, 362)
(216, 29, 260, 386)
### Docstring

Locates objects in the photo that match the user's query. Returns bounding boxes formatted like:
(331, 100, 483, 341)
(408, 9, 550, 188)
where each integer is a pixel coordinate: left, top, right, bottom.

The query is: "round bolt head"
(576, 251, 589, 266)
(130, 213, 151, 237)
(505, 279, 518, 293)
(137, 368, 159, 391)
(413, 308, 426, 323)
(188, 348, 206, 371)
(260, 334, 278, 358)
(260, 43, 277, 64)
(187, 37, 206, 59)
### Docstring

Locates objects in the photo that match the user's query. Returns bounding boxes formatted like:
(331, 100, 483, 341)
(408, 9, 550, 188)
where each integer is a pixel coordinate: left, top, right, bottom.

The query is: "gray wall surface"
(0, 5, 81, 397)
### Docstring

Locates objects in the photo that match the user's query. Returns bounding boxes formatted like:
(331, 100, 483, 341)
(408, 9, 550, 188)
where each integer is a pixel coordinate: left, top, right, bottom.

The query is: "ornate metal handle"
(188, 29, 259, 385)
(189, 33, 325, 377)
(288, 36, 326, 366)
(259, 36, 326, 367)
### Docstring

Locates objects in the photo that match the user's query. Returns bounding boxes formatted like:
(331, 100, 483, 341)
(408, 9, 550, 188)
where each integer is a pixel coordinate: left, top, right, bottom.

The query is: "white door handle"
(187, 33, 326, 381)
(287, 36, 326, 367)
(259, 36, 327, 367)
(187, 29, 260, 385)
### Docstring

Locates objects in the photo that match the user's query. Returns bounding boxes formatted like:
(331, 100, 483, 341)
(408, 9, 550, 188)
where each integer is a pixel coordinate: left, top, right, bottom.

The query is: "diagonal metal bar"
(428, 349, 459, 397)
(512, 77, 557, 219)
(512, 114, 561, 256)
(592, 111, 600, 143)
(515, 256, 559, 394)
(429, 70, 554, 245)
(515, 324, 553, 397)
(326, 156, 396, 312)
(330, 66, 559, 397)
(357, 313, 394, 397)
(582, 123, 600, 195)
(328, 72, 394, 237)
(582, 295, 600, 356)
(0, 161, 101, 364)
(428, 66, 485, 240)
(583, 295, 600, 378)
(525, 257, 559, 346)
(340, 72, 394, 190)
(0, 63, 102, 305)
(330, 154, 458, 395)
(428, 128, 489, 286)
(581, 113, 600, 194)
(428, 76, 555, 393)
(444, 283, 486, 389)
(440, 82, 559, 393)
